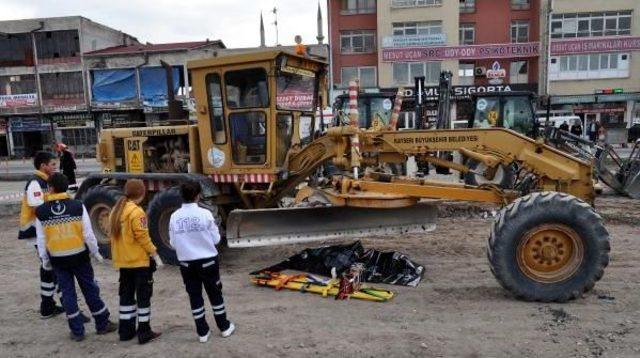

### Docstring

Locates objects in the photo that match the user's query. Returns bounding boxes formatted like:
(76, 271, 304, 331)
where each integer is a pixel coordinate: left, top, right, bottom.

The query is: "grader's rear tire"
(82, 185, 123, 258)
(147, 187, 182, 265)
(488, 192, 610, 302)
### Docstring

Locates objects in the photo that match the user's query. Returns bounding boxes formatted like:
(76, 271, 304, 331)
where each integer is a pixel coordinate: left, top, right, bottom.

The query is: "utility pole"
(541, 0, 554, 126)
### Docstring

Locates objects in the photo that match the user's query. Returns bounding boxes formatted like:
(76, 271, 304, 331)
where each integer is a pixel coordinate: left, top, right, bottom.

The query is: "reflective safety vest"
(36, 193, 88, 268)
(19, 171, 49, 240)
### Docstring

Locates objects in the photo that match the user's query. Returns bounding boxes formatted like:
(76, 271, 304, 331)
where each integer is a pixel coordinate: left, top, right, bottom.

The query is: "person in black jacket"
(57, 143, 77, 189)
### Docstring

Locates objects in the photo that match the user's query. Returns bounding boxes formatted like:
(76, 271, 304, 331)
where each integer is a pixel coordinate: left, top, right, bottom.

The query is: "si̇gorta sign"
(388, 84, 538, 102)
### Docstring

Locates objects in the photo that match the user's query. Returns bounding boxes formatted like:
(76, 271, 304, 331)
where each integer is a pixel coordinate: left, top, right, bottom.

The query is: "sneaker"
(221, 323, 235, 338)
(97, 321, 118, 335)
(69, 332, 85, 342)
(41, 305, 65, 319)
(198, 330, 210, 343)
(80, 312, 91, 323)
(138, 331, 162, 345)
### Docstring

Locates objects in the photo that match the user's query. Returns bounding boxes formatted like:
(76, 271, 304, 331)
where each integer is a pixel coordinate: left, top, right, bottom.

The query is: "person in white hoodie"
(169, 180, 235, 343)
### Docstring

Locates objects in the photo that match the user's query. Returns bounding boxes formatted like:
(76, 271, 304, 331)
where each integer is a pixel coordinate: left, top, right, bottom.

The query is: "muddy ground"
(0, 193, 638, 358)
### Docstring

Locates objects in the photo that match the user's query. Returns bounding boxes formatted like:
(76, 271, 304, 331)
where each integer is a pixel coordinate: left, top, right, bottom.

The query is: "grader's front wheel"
(488, 192, 610, 302)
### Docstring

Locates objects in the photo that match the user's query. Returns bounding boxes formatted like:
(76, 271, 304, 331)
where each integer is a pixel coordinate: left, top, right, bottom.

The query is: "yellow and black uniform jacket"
(35, 193, 91, 268)
(19, 171, 48, 240)
(110, 201, 157, 268)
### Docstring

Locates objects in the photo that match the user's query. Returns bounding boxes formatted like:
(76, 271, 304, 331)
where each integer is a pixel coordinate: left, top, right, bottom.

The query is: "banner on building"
(551, 36, 640, 56)
(0, 93, 38, 108)
(382, 42, 540, 62)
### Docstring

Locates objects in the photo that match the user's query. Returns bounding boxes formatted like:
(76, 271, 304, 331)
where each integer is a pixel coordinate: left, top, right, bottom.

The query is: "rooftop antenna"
(260, 12, 266, 47)
(316, 2, 324, 44)
(272, 6, 279, 46)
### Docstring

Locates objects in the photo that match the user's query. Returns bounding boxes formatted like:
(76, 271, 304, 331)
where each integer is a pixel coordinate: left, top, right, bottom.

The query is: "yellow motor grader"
(79, 50, 609, 302)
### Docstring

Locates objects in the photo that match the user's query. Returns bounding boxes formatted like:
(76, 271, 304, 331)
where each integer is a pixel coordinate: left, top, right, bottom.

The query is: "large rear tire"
(147, 187, 182, 265)
(488, 192, 610, 302)
(82, 185, 123, 258)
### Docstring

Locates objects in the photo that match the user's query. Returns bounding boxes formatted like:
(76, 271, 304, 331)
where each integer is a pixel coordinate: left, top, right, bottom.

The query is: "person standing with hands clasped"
(108, 179, 162, 344)
(35, 173, 117, 341)
(169, 181, 235, 343)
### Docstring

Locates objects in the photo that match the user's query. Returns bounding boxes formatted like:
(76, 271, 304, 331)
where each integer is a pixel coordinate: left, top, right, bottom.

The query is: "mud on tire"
(488, 191, 610, 302)
(82, 185, 123, 258)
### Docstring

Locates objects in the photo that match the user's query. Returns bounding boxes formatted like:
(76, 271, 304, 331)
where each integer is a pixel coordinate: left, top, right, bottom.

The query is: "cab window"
(225, 68, 268, 109)
(229, 112, 266, 164)
(503, 97, 534, 135)
(206, 74, 225, 144)
(473, 97, 500, 128)
(276, 114, 293, 166)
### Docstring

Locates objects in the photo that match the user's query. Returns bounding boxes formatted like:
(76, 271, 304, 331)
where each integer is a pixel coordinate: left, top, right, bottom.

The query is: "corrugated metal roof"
(85, 40, 225, 56)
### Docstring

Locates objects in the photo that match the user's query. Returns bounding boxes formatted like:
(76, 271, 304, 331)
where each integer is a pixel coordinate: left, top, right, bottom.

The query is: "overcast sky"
(0, 0, 328, 48)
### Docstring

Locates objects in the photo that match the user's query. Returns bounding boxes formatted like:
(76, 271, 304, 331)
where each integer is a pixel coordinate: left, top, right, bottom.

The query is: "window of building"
(392, 21, 443, 36)
(551, 11, 632, 38)
(392, 0, 442, 8)
(550, 53, 629, 80)
(393, 62, 441, 85)
(341, 0, 376, 14)
(458, 63, 474, 86)
(510, 61, 528, 84)
(341, 66, 377, 88)
(511, 21, 529, 43)
(510, 0, 530, 10)
(397, 111, 416, 130)
(459, 0, 475, 13)
(340, 30, 376, 54)
(459, 24, 475, 45)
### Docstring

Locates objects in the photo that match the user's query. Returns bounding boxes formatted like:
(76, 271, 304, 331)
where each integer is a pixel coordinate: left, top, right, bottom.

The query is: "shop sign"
(391, 84, 538, 101)
(382, 42, 539, 62)
(551, 36, 640, 56)
(52, 113, 93, 128)
(486, 62, 506, 85)
(0, 93, 38, 108)
(9, 117, 51, 132)
(573, 106, 625, 114)
(382, 34, 447, 48)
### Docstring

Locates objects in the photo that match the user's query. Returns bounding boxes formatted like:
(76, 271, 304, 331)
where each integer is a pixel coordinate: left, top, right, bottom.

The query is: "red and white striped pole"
(389, 87, 404, 130)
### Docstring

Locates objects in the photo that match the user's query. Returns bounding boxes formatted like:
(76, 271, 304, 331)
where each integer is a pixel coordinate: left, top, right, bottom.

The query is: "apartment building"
(0, 16, 138, 157)
(328, 0, 542, 125)
(547, 0, 640, 143)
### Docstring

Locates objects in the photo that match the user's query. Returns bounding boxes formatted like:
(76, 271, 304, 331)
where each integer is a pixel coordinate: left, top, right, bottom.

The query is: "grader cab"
(80, 50, 610, 303)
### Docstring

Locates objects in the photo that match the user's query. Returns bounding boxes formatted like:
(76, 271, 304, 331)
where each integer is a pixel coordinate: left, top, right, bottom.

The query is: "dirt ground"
(0, 193, 638, 358)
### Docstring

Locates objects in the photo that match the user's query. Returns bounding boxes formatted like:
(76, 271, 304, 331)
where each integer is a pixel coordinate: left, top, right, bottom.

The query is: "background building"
(0, 16, 138, 157)
(546, 0, 640, 143)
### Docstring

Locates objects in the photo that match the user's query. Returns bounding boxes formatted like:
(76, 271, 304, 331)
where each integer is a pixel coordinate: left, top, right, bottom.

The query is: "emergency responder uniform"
(169, 202, 234, 342)
(19, 170, 61, 317)
(35, 192, 114, 339)
(111, 200, 160, 342)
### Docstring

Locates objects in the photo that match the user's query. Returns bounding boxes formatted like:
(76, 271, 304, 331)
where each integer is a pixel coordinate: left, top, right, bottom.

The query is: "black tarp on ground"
(253, 241, 424, 287)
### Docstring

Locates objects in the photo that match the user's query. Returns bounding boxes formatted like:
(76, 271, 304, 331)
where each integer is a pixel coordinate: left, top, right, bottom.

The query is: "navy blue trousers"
(53, 261, 110, 336)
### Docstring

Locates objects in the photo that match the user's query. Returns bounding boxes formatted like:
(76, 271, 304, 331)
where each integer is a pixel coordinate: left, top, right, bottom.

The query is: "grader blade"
(226, 203, 437, 248)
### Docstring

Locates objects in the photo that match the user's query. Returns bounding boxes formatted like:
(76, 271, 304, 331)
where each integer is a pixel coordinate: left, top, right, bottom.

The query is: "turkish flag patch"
(139, 217, 148, 229)
(34, 192, 42, 197)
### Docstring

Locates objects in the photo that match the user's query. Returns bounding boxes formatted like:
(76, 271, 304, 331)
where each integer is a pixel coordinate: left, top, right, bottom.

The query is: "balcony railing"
(392, 0, 442, 8)
(340, 8, 375, 15)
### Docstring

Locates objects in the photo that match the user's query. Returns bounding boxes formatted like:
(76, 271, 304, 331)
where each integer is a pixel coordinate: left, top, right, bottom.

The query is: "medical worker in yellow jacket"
(109, 179, 163, 344)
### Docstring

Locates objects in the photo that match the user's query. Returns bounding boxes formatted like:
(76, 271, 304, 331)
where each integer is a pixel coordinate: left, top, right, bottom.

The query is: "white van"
(537, 115, 582, 129)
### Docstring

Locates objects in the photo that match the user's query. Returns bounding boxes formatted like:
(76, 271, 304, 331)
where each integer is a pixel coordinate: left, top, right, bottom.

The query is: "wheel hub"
(517, 224, 584, 283)
(89, 203, 112, 245)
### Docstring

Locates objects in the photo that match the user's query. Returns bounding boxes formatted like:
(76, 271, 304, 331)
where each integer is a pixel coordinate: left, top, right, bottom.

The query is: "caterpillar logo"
(132, 128, 177, 136)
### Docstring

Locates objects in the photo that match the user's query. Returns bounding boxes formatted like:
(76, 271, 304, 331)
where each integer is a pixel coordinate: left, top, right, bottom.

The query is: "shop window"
(206, 73, 226, 144)
(225, 68, 268, 109)
(229, 112, 266, 165)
